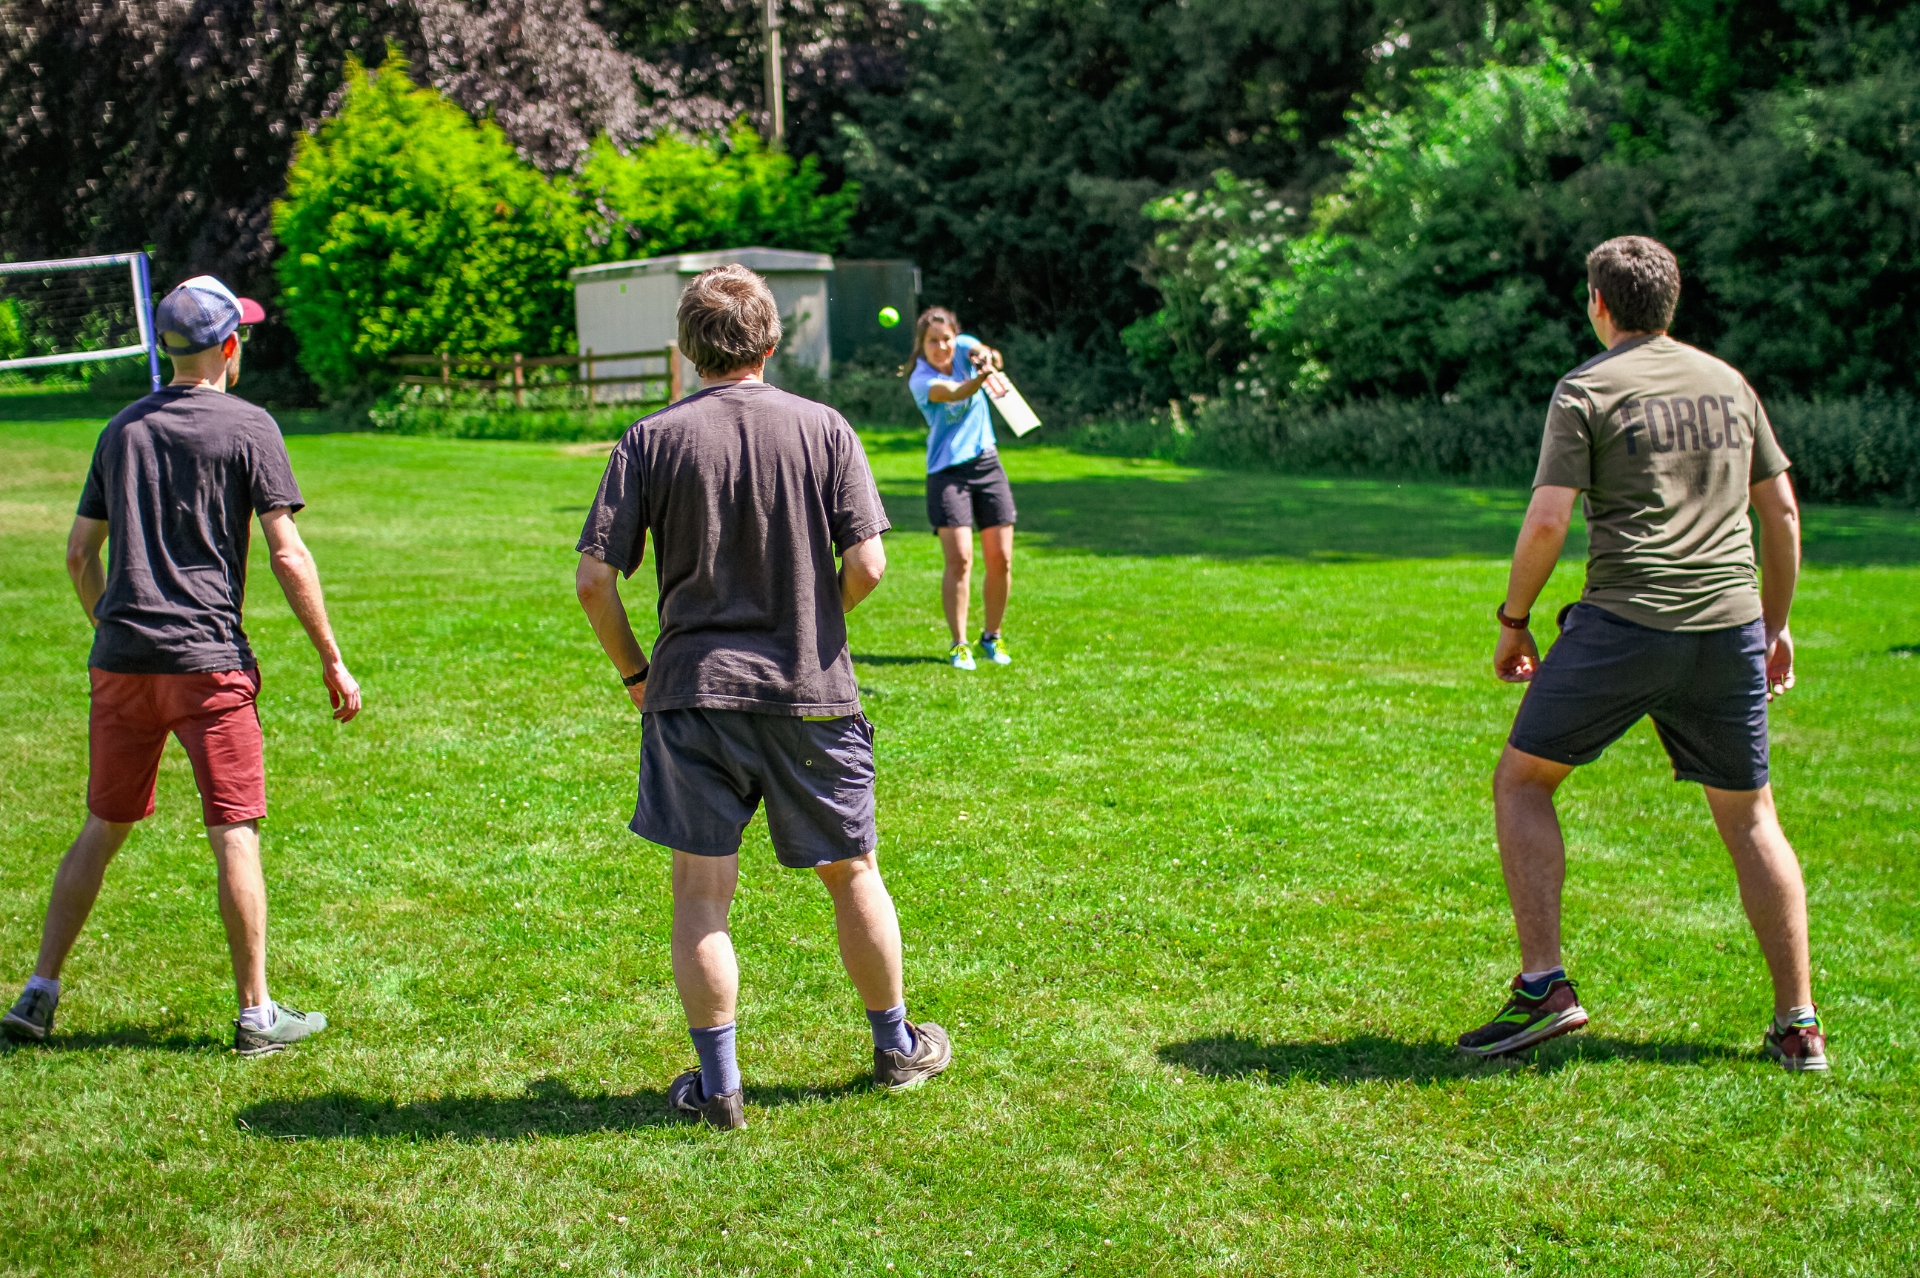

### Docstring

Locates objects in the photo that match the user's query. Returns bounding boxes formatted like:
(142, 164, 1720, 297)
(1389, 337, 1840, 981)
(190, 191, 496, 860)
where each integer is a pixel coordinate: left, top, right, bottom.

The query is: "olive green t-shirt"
(1533, 334, 1791, 631)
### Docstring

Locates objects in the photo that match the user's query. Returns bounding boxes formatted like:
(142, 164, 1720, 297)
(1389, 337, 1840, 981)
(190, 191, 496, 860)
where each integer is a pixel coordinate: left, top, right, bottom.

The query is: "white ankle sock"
(238, 1001, 277, 1031)
(23, 975, 60, 999)
(1775, 1004, 1817, 1031)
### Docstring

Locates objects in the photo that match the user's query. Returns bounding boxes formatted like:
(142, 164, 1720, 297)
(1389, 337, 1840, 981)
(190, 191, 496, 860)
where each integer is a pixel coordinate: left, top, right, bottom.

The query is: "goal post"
(0, 252, 162, 391)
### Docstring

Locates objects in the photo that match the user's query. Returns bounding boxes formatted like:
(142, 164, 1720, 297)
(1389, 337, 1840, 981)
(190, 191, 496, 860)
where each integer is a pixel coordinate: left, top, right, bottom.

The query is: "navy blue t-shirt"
(76, 386, 303, 674)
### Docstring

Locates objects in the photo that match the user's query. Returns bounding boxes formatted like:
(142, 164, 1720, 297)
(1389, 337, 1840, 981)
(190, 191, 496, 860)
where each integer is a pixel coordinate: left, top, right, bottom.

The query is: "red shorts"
(88, 668, 267, 826)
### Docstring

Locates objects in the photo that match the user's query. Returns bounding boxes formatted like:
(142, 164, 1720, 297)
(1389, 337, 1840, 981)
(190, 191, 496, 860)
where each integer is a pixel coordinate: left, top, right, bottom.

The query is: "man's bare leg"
(209, 820, 271, 1010)
(31, 814, 136, 981)
(817, 850, 948, 1085)
(979, 523, 1013, 637)
(1493, 745, 1577, 973)
(669, 850, 743, 1106)
(671, 851, 740, 1027)
(937, 526, 974, 646)
(815, 852, 905, 1012)
(1705, 785, 1812, 1018)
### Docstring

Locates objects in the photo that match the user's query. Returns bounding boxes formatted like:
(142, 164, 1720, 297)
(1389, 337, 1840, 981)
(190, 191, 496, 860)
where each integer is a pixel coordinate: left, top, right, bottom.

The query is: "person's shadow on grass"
(234, 1074, 870, 1141)
(1157, 1033, 1745, 1083)
(2, 1024, 229, 1054)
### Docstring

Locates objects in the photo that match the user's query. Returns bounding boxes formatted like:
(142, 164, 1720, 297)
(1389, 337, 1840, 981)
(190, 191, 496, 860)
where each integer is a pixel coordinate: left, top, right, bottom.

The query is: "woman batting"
(906, 307, 1016, 670)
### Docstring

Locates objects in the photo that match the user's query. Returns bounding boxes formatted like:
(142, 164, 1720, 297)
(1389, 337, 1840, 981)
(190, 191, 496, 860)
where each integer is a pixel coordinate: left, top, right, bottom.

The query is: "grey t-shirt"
(577, 380, 890, 715)
(1534, 335, 1791, 631)
(77, 386, 304, 674)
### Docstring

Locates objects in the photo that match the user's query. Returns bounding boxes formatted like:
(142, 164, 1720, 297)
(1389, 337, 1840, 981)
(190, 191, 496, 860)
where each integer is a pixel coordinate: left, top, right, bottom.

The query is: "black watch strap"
(622, 666, 648, 687)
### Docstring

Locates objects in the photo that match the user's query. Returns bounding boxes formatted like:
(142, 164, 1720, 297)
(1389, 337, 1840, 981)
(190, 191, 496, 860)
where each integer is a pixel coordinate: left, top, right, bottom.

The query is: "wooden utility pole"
(761, 0, 785, 151)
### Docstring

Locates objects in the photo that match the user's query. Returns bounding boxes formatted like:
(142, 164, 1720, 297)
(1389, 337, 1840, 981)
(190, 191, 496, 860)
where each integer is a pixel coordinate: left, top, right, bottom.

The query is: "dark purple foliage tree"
(0, 0, 743, 384)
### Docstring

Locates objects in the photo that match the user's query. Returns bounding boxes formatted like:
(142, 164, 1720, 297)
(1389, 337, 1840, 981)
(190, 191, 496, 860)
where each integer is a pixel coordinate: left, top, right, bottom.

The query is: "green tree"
(578, 123, 858, 261)
(1138, 59, 1604, 406)
(1660, 62, 1920, 396)
(272, 53, 589, 399)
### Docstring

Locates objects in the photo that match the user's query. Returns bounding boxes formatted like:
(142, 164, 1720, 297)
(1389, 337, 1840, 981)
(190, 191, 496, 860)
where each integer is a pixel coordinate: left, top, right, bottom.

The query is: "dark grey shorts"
(1509, 602, 1770, 791)
(632, 708, 877, 867)
(926, 451, 1016, 530)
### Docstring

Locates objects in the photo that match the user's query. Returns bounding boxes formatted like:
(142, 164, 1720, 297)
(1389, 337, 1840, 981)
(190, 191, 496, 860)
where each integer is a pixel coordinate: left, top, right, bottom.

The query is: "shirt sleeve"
(576, 428, 649, 576)
(828, 417, 891, 554)
(907, 360, 937, 410)
(1746, 383, 1791, 482)
(76, 432, 110, 520)
(248, 417, 306, 514)
(1532, 379, 1594, 490)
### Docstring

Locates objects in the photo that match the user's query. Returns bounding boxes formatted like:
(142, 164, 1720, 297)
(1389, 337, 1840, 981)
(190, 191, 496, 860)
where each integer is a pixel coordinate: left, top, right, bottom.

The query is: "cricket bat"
(983, 372, 1042, 437)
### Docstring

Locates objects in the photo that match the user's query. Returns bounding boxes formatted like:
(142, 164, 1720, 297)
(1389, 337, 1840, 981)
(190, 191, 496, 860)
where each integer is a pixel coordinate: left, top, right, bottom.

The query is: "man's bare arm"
(576, 551, 650, 711)
(1494, 485, 1579, 683)
(261, 506, 362, 722)
(839, 534, 887, 613)
(1750, 471, 1801, 698)
(66, 516, 109, 625)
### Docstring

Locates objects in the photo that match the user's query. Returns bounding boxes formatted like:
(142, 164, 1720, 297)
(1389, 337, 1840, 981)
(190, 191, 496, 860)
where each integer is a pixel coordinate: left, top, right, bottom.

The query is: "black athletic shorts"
(926, 451, 1017, 530)
(632, 708, 877, 867)
(1508, 602, 1770, 790)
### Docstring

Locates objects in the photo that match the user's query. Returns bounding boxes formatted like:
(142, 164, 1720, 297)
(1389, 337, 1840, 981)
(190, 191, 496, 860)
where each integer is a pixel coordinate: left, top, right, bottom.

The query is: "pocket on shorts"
(797, 715, 875, 778)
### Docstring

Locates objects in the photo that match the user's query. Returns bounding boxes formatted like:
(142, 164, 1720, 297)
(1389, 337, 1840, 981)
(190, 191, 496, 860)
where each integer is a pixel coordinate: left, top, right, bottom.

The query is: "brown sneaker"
(1764, 1011, 1830, 1073)
(667, 1067, 746, 1129)
(874, 1020, 952, 1091)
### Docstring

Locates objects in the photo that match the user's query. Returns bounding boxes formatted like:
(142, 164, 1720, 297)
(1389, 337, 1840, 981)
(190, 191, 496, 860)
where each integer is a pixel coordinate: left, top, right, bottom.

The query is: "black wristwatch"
(622, 666, 648, 687)
(1495, 603, 1530, 630)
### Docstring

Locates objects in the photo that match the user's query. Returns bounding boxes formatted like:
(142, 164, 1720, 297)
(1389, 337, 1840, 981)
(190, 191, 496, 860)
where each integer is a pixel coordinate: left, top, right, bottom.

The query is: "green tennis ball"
(877, 306, 901, 328)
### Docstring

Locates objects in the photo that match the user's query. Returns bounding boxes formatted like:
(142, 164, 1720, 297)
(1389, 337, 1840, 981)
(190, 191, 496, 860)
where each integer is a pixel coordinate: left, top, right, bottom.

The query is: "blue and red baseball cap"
(154, 275, 266, 355)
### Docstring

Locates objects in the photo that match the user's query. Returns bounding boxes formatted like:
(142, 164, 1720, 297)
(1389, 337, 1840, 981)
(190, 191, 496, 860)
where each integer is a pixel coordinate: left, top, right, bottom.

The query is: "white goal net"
(0, 252, 161, 389)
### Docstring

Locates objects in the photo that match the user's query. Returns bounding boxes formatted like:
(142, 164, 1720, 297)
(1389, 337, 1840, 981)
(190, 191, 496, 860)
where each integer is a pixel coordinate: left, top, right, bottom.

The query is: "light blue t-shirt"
(909, 334, 997, 474)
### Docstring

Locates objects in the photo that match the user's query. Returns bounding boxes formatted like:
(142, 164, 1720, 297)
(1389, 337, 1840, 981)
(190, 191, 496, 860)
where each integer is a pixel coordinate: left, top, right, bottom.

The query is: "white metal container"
(570, 247, 833, 400)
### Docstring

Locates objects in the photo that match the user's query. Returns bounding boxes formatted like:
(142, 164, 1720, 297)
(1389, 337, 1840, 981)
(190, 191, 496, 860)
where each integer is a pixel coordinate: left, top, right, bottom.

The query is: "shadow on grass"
(875, 470, 1920, 564)
(3, 1025, 229, 1054)
(881, 472, 1557, 562)
(1158, 1033, 1745, 1084)
(0, 390, 127, 423)
(853, 654, 948, 667)
(234, 1073, 869, 1141)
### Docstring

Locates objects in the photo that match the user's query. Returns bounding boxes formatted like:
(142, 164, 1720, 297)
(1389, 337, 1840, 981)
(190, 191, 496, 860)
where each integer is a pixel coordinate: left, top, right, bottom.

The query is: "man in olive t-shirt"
(1455, 237, 1827, 1072)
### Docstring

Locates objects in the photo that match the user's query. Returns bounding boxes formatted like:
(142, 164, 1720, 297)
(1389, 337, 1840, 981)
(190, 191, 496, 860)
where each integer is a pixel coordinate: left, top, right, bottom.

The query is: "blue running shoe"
(979, 634, 1011, 665)
(949, 642, 976, 671)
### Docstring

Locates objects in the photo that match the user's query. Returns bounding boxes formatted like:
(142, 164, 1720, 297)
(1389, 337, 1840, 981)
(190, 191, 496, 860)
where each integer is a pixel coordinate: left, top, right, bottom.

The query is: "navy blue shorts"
(1508, 603, 1770, 791)
(632, 708, 877, 867)
(927, 451, 1017, 530)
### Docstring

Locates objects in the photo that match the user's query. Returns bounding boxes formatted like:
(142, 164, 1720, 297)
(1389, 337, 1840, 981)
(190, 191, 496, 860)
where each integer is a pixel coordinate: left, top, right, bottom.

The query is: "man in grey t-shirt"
(576, 265, 952, 1128)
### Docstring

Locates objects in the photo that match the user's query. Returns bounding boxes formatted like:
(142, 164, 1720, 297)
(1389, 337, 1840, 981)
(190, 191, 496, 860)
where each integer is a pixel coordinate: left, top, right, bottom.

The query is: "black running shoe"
(667, 1068, 746, 1130)
(874, 1020, 952, 1091)
(1, 986, 56, 1043)
(1457, 974, 1589, 1058)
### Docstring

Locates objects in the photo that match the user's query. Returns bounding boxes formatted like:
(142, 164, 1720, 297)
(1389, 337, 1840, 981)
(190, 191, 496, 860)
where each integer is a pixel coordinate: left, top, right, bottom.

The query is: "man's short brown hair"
(1586, 236, 1680, 334)
(677, 265, 784, 377)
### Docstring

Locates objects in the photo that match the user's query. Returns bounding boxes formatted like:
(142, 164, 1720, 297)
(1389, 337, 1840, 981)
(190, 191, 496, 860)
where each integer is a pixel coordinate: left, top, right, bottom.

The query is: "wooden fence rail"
(389, 345, 682, 407)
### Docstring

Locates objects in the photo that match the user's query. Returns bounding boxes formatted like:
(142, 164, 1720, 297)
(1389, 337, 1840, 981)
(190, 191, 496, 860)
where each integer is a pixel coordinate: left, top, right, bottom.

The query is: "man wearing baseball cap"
(2, 275, 362, 1056)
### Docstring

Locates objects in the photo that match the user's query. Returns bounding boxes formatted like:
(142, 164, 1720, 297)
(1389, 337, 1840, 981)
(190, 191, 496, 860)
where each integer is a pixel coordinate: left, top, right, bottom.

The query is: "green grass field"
(2, 389, 1917, 1276)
